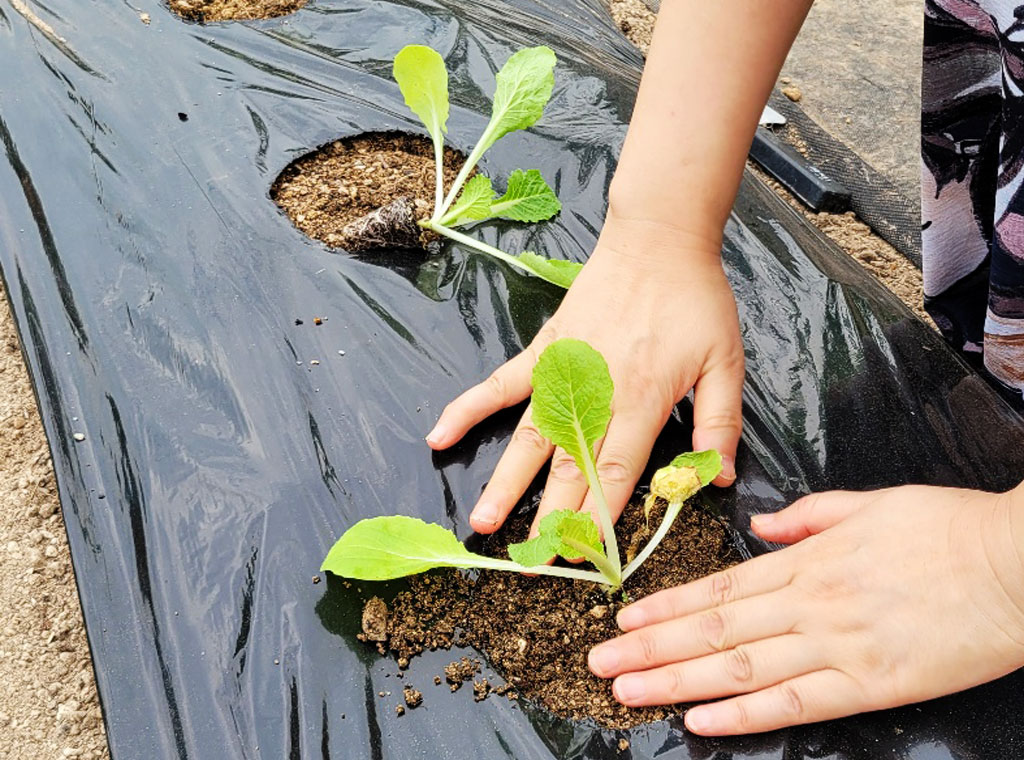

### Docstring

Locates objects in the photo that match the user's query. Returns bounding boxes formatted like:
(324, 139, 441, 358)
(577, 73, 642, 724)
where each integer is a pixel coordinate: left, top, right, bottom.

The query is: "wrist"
(597, 204, 724, 270)
(991, 486, 1024, 631)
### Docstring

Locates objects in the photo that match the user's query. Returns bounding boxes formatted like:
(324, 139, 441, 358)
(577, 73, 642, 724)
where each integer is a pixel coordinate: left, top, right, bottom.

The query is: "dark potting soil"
(168, 0, 307, 22)
(360, 497, 741, 729)
(271, 132, 465, 251)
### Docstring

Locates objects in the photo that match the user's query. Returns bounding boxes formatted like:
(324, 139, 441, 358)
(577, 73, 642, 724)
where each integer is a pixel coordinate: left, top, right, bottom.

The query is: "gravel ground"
(0, 3, 922, 757)
(0, 287, 108, 760)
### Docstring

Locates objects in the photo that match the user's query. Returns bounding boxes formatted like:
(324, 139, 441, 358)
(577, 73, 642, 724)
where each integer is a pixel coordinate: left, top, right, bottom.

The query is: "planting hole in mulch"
(358, 496, 741, 729)
(271, 132, 465, 252)
(168, 0, 308, 22)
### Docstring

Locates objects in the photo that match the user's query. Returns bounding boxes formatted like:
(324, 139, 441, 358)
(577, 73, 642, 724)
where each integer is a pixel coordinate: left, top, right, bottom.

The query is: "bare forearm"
(607, 0, 813, 249)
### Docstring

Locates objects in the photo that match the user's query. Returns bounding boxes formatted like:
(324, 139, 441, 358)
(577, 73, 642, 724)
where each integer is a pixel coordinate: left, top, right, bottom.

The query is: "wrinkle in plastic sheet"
(1, 0, 1024, 758)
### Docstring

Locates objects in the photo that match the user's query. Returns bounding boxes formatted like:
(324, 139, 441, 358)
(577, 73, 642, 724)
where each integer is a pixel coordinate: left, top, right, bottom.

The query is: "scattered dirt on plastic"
(402, 685, 422, 708)
(443, 656, 480, 692)
(782, 85, 803, 102)
(365, 498, 740, 729)
(0, 287, 108, 759)
(168, 0, 307, 22)
(271, 132, 465, 251)
(359, 596, 388, 642)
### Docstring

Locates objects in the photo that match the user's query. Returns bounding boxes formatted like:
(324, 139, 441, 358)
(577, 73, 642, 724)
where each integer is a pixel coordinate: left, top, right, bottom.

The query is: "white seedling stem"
(424, 221, 535, 274)
(621, 499, 683, 582)
(578, 445, 622, 585)
(434, 121, 498, 221)
(467, 555, 606, 584)
(562, 536, 620, 587)
(431, 133, 445, 217)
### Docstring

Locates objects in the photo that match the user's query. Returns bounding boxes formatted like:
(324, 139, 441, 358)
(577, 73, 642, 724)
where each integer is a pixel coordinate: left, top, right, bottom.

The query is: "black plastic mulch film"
(2, 1, 1024, 758)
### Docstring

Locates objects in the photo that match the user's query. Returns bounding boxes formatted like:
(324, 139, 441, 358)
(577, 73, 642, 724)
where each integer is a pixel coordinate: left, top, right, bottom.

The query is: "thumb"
(751, 490, 879, 544)
(691, 355, 744, 487)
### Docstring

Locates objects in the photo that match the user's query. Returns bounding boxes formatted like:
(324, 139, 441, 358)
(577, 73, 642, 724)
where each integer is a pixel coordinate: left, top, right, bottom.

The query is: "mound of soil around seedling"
(169, 0, 307, 22)
(271, 132, 465, 252)
(361, 497, 741, 729)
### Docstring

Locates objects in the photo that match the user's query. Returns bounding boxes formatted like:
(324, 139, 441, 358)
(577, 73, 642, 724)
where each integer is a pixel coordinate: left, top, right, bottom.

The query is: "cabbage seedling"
(392, 44, 582, 289)
(321, 339, 722, 590)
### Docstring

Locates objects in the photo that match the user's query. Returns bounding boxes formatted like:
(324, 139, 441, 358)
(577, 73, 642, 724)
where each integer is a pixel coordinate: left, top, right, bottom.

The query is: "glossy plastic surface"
(1, 1, 1023, 757)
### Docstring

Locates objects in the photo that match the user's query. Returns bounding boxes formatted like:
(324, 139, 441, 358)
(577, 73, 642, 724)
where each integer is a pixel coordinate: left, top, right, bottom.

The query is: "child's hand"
(426, 214, 745, 539)
(588, 484, 1024, 734)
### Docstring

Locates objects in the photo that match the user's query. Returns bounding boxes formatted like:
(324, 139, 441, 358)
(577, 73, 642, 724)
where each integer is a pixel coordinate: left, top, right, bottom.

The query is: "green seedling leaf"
(515, 252, 582, 289)
(531, 339, 613, 470)
(507, 509, 604, 566)
(552, 510, 604, 560)
(394, 45, 450, 213)
(530, 339, 621, 583)
(393, 45, 449, 145)
(445, 175, 495, 226)
(322, 515, 609, 584)
(490, 169, 561, 222)
(669, 449, 723, 486)
(506, 532, 557, 567)
(481, 46, 556, 153)
(322, 515, 483, 580)
(443, 170, 560, 228)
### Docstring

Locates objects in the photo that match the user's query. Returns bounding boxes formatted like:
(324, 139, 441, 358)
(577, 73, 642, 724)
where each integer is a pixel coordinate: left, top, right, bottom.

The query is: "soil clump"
(271, 132, 465, 252)
(362, 497, 740, 729)
(169, 0, 307, 22)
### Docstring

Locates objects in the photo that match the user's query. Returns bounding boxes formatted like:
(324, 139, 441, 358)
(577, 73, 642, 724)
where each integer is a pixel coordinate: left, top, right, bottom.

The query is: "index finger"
(426, 347, 537, 450)
(616, 552, 795, 631)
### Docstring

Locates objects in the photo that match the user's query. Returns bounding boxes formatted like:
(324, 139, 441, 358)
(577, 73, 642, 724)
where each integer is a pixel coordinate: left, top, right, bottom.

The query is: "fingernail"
(470, 503, 499, 526)
(614, 674, 646, 703)
(685, 708, 712, 733)
(721, 455, 736, 482)
(588, 645, 619, 675)
(750, 513, 775, 530)
(425, 423, 448, 446)
(616, 606, 645, 630)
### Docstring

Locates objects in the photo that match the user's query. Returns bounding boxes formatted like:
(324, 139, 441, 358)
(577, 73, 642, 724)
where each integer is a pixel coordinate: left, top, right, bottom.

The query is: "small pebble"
(139, 12, 150, 23)
(781, 85, 802, 102)
(310, 360, 320, 366)
(395, 705, 405, 717)
(618, 738, 630, 751)
(337, 350, 346, 356)
(72, 433, 85, 442)
(312, 575, 320, 584)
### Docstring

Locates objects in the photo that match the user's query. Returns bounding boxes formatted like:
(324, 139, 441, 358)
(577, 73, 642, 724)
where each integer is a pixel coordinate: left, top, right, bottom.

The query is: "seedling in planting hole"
(391, 44, 582, 289)
(321, 338, 723, 590)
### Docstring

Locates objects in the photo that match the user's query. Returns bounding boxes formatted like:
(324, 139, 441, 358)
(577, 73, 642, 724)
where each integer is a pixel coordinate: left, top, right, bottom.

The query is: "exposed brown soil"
(168, 0, 307, 22)
(362, 497, 740, 729)
(271, 132, 464, 251)
(606, 0, 932, 326)
(608, 0, 655, 54)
